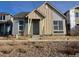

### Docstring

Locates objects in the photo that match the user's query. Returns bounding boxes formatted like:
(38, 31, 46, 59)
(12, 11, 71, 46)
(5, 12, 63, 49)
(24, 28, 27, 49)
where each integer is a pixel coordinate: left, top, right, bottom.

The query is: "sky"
(0, 1, 79, 15)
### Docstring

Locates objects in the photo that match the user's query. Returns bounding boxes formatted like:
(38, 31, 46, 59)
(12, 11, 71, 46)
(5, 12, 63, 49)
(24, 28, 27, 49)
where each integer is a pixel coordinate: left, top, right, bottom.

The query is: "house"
(65, 6, 79, 35)
(13, 12, 29, 36)
(12, 2, 66, 36)
(0, 12, 13, 36)
(26, 2, 67, 36)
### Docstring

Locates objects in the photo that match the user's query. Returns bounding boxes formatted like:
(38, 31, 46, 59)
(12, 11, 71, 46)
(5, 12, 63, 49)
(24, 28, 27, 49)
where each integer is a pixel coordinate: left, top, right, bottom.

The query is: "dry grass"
(0, 40, 77, 57)
(0, 36, 78, 56)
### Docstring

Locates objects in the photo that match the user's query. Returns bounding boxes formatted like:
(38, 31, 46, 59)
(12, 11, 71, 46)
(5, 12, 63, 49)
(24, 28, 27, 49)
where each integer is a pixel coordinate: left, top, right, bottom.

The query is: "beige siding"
(28, 11, 41, 19)
(37, 4, 53, 35)
(37, 3, 66, 35)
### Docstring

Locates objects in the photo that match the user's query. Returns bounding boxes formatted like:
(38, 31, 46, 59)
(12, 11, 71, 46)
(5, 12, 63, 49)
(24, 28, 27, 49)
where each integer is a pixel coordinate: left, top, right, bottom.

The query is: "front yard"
(0, 40, 79, 57)
(0, 36, 78, 57)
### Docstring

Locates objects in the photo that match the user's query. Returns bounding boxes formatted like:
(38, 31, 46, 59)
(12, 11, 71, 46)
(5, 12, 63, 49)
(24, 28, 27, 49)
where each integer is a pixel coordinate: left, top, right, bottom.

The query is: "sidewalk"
(0, 36, 79, 42)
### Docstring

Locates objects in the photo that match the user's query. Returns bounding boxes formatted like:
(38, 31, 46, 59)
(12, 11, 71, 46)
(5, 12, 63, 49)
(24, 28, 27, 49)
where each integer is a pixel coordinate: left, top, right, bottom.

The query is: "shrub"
(0, 46, 13, 54)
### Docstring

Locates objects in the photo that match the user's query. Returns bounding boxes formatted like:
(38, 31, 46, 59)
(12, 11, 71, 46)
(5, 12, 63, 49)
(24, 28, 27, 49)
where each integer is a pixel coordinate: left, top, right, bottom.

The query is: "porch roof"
(34, 10, 45, 18)
(26, 9, 45, 19)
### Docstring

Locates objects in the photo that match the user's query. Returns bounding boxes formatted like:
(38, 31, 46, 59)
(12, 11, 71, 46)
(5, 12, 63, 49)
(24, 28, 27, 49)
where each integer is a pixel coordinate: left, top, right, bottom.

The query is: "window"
(76, 13, 79, 17)
(0, 16, 2, 20)
(19, 26, 24, 30)
(19, 20, 25, 35)
(19, 20, 24, 25)
(3, 15, 5, 20)
(53, 20, 63, 33)
(0, 15, 5, 20)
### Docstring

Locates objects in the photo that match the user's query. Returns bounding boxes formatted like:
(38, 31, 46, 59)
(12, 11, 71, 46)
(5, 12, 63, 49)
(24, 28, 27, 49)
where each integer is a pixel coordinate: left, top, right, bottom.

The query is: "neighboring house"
(18, 2, 66, 36)
(13, 12, 29, 36)
(65, 6, 79, 35)
(0, 12, 13, 36)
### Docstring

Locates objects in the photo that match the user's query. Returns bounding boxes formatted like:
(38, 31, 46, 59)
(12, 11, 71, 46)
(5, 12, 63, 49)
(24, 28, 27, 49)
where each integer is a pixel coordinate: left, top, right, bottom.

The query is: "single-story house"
(13, 2, 67, 36)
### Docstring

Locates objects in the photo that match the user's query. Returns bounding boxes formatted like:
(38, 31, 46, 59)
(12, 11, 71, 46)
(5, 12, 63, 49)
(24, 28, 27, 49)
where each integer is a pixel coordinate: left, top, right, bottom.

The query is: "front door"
(32, 20, 39, 35)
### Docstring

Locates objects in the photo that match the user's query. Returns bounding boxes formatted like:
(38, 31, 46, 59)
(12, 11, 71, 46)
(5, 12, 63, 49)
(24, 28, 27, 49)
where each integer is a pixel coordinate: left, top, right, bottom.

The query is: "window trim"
(53, 20, 64, 33)
(75, 13, 79, 17)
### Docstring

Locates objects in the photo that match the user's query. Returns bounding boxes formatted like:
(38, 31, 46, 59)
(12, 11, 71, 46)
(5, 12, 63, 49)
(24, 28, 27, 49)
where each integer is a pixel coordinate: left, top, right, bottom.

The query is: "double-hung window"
(75, 13, 79, 17)
(53, 20, 63, 33)
(19, 20, 25, 35)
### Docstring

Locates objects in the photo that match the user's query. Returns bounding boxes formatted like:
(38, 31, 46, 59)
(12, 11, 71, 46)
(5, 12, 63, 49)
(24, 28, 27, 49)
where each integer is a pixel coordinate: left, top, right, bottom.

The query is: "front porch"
(26, 10, 45, 36)
(28, 19, 40, 35)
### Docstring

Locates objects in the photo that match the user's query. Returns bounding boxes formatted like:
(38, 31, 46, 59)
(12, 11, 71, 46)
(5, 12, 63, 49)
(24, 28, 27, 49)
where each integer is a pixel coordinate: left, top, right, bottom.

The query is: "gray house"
(13, 12, 29, 36)
(0, 12, 13, 36)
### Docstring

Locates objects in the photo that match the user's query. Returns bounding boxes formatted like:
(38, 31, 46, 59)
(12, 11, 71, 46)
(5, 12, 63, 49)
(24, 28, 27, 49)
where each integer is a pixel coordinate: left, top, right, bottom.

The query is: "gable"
(45, 2, 66, 19)
(52, 9, 65, 20)
(26, 2, 66, 20)
(34, 2, 65, 19)
(27, 10, 43, 19)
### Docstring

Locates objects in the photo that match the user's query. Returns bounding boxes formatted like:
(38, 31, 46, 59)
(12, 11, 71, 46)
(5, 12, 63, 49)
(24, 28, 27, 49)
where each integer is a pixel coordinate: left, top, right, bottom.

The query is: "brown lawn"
(0, 36, 78, 57)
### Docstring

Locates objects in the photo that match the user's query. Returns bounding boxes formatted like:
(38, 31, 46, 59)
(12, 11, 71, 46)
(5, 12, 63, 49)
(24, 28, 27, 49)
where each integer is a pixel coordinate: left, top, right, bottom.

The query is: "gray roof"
(14, 12, 30, 18)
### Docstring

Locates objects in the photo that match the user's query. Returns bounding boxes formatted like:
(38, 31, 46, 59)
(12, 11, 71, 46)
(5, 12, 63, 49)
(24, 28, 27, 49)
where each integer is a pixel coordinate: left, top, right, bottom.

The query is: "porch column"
(40, 19, 42, 35)
(40, 19, 44, 36)
(28, 18, 30, 35)
(28, 18, 32, 35)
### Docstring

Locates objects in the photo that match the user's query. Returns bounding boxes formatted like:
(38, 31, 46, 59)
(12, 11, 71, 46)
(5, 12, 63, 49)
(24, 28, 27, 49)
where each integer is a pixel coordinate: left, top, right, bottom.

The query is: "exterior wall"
(0, 14, 13, 23)
(64, 11, 70, 35)
(69, 9, 76, 35)
(65, 12, 70, 24)
(4, 15, 12, 21)
(72, 8, 79, 35)
(37, 4, 52, 35)
(12, 18, 28, 36)
(12, 19, 19, 35)
(5, 15, 11, 20)
(52, 9, 66, 35)
(24, 20, 28, 36)
(37, 3, 66, 35)
(65, 8, 79, 35)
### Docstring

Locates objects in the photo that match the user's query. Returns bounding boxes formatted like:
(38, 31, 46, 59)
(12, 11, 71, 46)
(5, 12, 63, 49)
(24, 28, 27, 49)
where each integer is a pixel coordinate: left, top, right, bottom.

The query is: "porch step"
(32, 35, 40, 39)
